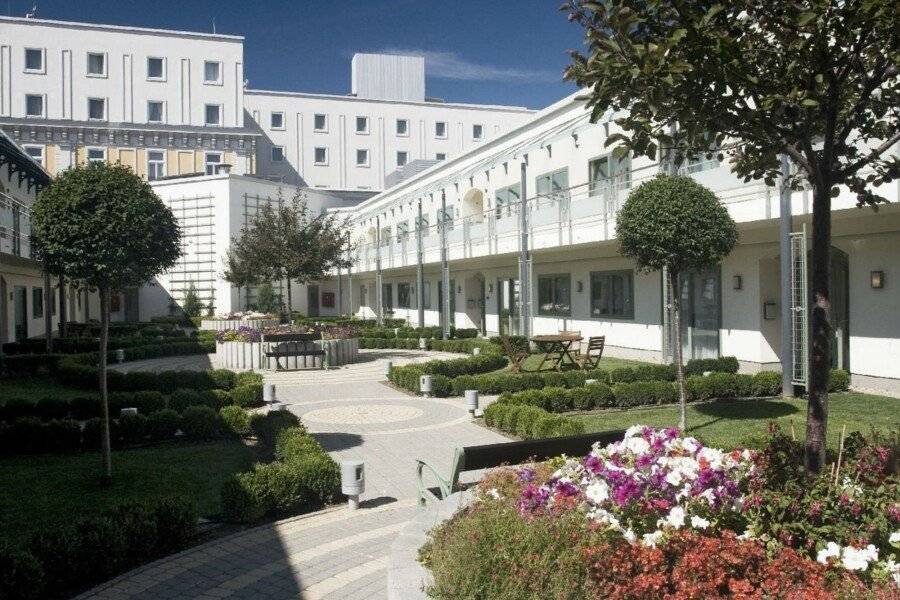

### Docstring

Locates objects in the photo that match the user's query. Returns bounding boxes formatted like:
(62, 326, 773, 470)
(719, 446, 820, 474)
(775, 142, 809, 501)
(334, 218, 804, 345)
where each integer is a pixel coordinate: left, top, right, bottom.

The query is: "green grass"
(0, 377, 97, 401)
(0, 440, 255, 544)
(575, 392, 900, 450)
(499, 354, 650, 375)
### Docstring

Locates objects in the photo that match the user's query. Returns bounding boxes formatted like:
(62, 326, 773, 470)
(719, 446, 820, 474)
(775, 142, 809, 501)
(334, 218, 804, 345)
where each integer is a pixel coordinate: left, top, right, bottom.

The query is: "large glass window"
(396, 119, 408, 136)
(25, 48, 44, 72)
(535, 168, 569, 198)
(590, 270, 634, 319)
(495, 184, 521, 219)
(538, 274, 571, 316)
(415, 214, 430, 237)
(204, 104, 221, 126)
(147, 57, 165, 80)
(356, 149, 369, 167)
(422, 281, 431, 309)
(379, 226, 392, 246)
(147, 150, 166, 181)
(87, 98, 106, 120)
(270, 112, 284, 129)
(147, 100, 164, 123)
(314, 147, 328, 165)
(396, 151, 408, 167)
(32, 287, 43, 318)
(313, 114, 327, 131)
(25, 94, 44, 117)
(472, 124, 483, 140)
(382, 283, 393, 311)
(589, 153, 631, 196)
(396, 221, 410, 241)
(203, 61, 221, 84)
(436, 207, 454, 231)
(356, 116, 369, 133)
(398, 283, 412, 308)
(435, 121, 447, 138)
(87, 52, 106, 76)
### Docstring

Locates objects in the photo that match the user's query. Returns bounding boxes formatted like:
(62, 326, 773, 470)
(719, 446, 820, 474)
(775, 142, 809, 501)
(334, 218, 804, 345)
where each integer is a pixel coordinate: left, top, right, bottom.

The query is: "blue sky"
(8, 0, 583, 109)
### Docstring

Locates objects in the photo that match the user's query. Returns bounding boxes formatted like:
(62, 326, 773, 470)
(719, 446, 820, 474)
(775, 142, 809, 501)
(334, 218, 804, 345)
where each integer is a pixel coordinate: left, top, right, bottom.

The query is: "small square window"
(356, 116, 369, 134)
(147, 150, 166, 181)
(473, 124, 484, 140)
(87, 148, 106, 163)
(25, 94, 44, 117)
(396, 119, 408, 136)
(313, 114, 327, 131)
(314, 147, 328, 165)
(147, 101, 164, 123)
(87, 52, 106, 76)
(23, 145, 44, 166)
(435, 121, 447, 138)
(270, 112, 284, 129)
(204, 104, 221, 126)
(147, 57, 165, 80)
(87, 97, 106, 120)
(435, 153, 446, 161)
(356, 149, 369, 166)
(271, 146, 285, 162)
(205, 152, 223, 175)
(397, 151, 408, 167)
(24, 48, 44, 72)
(203, 61, 221, 84)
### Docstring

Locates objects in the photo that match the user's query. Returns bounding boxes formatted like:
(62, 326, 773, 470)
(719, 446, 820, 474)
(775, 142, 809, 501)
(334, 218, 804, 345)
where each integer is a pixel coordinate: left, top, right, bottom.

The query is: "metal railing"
(0, 191, 32, 259)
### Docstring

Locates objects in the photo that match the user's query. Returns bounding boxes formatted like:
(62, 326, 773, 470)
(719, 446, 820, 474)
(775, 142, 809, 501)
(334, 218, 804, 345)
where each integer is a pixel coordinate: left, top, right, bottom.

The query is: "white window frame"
(146, 56, 166, 81)
(86, 147, 106, 164)
(313, 113, 328, 132)
(22, 144, 44, 167)
(87, 97, 107, 121)
(356, 148, 370, 167)
(271, 145, 285, 162)
(472, 123, 484, 141)
(204, 103, 222, 126)
(396, 151, 408, 167)
(204, 152, 223, 175)
(355, 116, 369, 134)
(270, 111, 285, 130)
(435, 121, 447, 139)
(435, 152, 446, 161)
(147, 100, 165, 124)
(146, 149, 166, 181)
(203, 60, 222, 85)
(24, 94, 46, 118)
(24, 47, 45, 74)
(314, 146, 328, 166)
(396, 119, 409, 137)
(86, 52, 107, 77)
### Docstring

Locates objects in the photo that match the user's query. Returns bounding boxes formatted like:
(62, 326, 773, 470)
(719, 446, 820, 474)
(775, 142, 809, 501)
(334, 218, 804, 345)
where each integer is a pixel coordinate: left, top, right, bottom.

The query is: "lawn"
(575, 392, 900, 450)
(503, 354, 649, 374)
(0, 440, 255, 544)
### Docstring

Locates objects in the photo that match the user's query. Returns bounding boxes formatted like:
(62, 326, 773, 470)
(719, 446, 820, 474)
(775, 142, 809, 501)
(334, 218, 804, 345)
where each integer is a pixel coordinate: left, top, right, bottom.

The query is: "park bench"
(264, 340, 325, 370)
(415, 429, 625, 505)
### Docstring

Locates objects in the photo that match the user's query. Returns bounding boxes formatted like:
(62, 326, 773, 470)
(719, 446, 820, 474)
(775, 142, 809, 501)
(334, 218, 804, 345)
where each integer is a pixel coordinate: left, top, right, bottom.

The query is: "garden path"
(86, 349, 506, 599)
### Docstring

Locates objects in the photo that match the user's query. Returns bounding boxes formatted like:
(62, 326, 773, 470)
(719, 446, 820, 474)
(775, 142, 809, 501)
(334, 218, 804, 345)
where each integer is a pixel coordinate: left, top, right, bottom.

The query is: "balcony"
(0, 191, 32, 260)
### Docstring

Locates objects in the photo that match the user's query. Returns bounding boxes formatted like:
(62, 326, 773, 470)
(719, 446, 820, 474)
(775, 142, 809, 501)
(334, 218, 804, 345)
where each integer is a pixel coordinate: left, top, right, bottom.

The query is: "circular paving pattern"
(302, 404, 425, 425)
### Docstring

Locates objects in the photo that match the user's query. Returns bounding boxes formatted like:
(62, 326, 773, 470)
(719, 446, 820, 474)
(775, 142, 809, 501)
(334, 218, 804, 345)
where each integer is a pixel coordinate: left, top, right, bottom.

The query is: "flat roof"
(0, 15, 243, 42)
(244, 88, 532, 113)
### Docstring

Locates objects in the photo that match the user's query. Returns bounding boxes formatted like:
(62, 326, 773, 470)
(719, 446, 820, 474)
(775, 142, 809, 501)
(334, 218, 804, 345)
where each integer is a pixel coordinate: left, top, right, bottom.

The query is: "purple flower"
(518, 467, 535, 483)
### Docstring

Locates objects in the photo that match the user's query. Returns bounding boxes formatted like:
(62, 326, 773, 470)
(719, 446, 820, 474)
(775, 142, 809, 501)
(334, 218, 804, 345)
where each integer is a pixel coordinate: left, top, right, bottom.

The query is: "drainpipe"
(779, 152, 794, 397)
(375, 215, 383, 326)
(416, 198, 425, 328)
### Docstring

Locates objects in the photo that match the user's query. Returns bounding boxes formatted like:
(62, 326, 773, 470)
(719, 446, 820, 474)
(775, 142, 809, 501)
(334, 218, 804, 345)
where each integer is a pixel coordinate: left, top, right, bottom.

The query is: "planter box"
(215, 338, 359, 371)
(200, 318, 278, 332)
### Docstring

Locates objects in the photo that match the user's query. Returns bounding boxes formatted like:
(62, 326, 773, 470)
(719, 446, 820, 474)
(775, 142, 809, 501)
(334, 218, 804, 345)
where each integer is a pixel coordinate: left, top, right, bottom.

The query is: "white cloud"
(374, 48, 558, 83)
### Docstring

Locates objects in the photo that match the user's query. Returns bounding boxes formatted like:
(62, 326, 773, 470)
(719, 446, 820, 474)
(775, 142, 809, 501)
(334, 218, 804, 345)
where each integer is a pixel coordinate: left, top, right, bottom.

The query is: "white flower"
(660, 506, 686, 530)
(626, 436, 650, 456)
(486, 488, 501, 500)
(681, 437, 701, 453)
(585, 480, 609, 504)
(841, 545, 878, 572)
(817, 542, 841, 564)
(737, 529, 755, 541)
(622, 529, 638, 544)
(624, 424, 646, 439)
(884, 558, 899, 585)
(665, 470, 683, 487)
(690, 515, 710, 529)
(642, 530, 664, 548)
(889, 531, 900, 546)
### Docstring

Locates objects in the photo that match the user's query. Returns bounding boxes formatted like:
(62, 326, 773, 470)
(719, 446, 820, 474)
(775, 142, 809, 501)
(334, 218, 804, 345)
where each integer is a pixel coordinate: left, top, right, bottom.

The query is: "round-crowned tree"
(31, 162, 180, 482)
(617, 175, 738, 429)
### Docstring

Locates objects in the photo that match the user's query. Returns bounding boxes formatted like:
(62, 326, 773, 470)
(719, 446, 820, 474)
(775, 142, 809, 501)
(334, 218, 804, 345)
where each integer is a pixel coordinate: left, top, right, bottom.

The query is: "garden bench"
(415, 429, 625, 505)
(265, 342, 325, 370)
(499, 334, 529, 372)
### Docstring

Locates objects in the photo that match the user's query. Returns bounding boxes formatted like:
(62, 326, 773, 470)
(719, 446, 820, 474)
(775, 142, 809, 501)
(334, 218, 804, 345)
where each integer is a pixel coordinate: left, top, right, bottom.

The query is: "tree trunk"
(58, 275, 67, 338)
(805, 183, 832, 474)
(669, 269, 687, 430)
(98, 286, 112, 485)
(286, 279, 293, 320)
(43, 271, 53, 352)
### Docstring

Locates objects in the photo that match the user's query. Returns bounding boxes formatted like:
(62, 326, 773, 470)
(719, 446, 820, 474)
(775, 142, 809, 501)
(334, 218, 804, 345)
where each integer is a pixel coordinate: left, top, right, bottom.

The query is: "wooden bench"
(264, 342, 325, 370)
(415, 429, 625, 505)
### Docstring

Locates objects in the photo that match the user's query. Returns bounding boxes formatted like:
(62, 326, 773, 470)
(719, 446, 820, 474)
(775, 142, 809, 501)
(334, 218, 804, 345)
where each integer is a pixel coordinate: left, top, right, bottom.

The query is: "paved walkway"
(89, 350, 506, 599)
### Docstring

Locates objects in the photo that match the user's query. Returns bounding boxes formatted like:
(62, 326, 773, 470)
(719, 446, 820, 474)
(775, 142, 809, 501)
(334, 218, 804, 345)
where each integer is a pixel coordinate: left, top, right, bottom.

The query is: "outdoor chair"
(499, 334, 529, 372)
(577, 336, 605, 370)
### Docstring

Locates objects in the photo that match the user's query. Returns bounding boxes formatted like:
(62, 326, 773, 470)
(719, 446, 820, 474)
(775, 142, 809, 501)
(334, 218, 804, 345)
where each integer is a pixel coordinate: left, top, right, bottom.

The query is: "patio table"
(530, 334, 583, 371)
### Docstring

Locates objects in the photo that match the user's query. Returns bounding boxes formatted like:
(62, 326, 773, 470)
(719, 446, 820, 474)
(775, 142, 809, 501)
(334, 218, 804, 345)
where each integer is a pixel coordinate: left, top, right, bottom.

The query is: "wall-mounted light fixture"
(733, 275, 743, 290)
(576, 281, 584, 293)
(871, 270, 885, 289)
(457, 285, 462, 294)
(487, 283, 493, 294)
(763, 301, 777, 320)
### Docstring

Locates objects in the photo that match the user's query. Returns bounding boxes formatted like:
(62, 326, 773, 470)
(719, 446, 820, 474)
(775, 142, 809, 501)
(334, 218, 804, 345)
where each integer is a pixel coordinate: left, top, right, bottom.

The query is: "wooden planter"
(200, 318, 278, 332)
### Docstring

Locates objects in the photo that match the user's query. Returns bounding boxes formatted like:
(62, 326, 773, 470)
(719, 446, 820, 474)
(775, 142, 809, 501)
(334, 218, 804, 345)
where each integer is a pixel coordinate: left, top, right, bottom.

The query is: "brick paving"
(88, 349, 506, 599)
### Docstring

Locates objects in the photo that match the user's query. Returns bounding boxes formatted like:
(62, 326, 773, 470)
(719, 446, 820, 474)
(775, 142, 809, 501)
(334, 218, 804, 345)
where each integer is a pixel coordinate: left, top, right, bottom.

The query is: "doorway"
(664, 267, 722, 361)
(497, 278, 520, 336)
(307, 285, 320, 317)
(809, 247, 850, 370)
(13, 286, 27, 342)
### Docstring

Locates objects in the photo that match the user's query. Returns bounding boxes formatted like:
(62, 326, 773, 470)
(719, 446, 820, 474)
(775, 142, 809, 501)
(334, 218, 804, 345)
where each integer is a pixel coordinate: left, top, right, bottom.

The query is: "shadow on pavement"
(311, 432, 364, 451)
(359, 496, 398, 509)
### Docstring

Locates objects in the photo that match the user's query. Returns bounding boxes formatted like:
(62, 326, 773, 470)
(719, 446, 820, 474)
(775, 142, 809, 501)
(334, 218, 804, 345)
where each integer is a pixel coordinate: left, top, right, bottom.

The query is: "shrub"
(751, 371, 782, 397)
(0, 397, 35, 421)
(584, 382, 615, 409)
(69, 396, 100, 420)
(542, 387, 571, 413)
(541, 372, 567, 388)
(250, 410, 301, 449)
(569, 387, 593, 411)
(1, 417, 45, 454)
(220, 405, 251, 437)
(608, 367, 637, 384)
(234, 371, 264, 388)
(516, 389, 548, 410)
(499, 404, 525, 433)
(81, 417, 116, 450)
(151, 497, 197, 555)
(180, 406, 221, 440)
(209, 368, 237, 390)
(685, 355, 740, 375)
(613, 381, 676, 407)
(35, 396, 70, 420)
(514, 406, 545, 439)
(829, 368, 850, 392)
(231, 383, 264, 408)
(0, 543, 44, 600)
(131, 390, 166, 414)
(451, 375, 477, 396)
(117, 413, 149, 445)
(197, 389, 228, 410)
(168, 388, 201, 413)
(221, 472, 265, 523)
(431, 374, 452, 398)
(563, 370, 587, 388)
(275, 427, 320, 461)
(146, 409, 181, 441)
(483, 402, 506, 428)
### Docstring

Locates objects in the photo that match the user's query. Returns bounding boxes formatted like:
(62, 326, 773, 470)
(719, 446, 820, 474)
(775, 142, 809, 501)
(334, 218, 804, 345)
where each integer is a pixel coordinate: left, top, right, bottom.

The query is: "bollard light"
(323, 344, 331, 369)
(465, 389, 479, 416)
(420, 374, 433, 397)
(472, 346, 481, 356)
(585, 379, 597, 386)
(385, 360, 393, 377)
(418, 337, 428, 350)
(264, 383, 276, 403)
(120, 407, 138, 417)
(116, 348, 125, 364)
(340, 460, 365, 510)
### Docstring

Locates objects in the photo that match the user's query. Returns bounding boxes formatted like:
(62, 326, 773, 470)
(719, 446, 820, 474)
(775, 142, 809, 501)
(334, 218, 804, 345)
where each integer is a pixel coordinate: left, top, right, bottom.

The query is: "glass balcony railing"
(0, 191, 32, 259)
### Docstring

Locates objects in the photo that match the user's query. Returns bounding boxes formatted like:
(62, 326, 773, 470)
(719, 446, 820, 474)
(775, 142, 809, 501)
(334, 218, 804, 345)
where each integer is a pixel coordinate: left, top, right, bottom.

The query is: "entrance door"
(667, 267, 721, 361)
(307, 285, 320, 317)
(13, 286, 27, 342)
(497, 278, 520, 336)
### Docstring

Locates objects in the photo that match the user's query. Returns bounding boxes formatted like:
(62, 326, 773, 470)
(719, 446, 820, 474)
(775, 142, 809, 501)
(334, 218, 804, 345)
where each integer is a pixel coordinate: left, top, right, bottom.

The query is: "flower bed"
(213, 325, 360, 371)
(421, 426, 899, 598)
(200, 317, 279, 332)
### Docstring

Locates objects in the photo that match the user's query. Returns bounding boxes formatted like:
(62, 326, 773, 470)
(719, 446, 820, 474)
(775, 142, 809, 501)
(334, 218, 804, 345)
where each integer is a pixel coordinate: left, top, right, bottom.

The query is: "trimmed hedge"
(482, 402, 585, 439)
(388, 354, 508, 396)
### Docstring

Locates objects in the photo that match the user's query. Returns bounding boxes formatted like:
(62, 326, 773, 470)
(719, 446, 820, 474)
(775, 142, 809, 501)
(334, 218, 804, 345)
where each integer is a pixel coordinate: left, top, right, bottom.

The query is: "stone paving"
(89, 350, 507, 599)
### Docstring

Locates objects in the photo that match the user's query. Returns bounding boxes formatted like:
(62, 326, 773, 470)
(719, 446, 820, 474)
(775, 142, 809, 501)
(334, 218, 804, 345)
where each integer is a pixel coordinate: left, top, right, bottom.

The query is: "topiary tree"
(31, 163, 180, 483)
(617, 175, 738, 429)
(255, 282, 280, 315)
(181, 281, 203, 318)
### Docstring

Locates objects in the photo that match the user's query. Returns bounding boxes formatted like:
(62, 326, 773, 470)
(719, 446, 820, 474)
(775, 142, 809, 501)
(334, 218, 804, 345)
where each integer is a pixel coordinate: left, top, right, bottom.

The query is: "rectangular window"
(25, 94, 44, 117)
(535, 168, 569, 197)
(314, 147, 328, 165)
(147, 150, 166, 181)
(23, 145, 44, 166)
(537, 274, 571, 316)
(415, 214, 430, 236)
(382, 283, 393, 311)
(356, 149, 369, 167)
(422, 281, 431, 309)
(24, 48, 44, 73)
(589, 153, 631, 196)
(473, 124, 484, 140)
(205, 152, 223, 175)
(147, 57, 165, 80)
(355, 116, 369, 133)
(396, 151, 408, 167)
(270, 112, 284, 129)
(313, 113, 327, 131)
(86, 148, 106, 163)
(87, 52, 106, 76)
(398, 283, 412, 309)
(379, 226, 392, 246)
(87, 97, 106, 120)
(495, 183, 521, 219)
(396, 221, 410, 241)
(435, 153, 446, 161)
(435, 121, 447, 138)
(203, 60, 221, 84)
(32, 287, 43, 319)
(147, 100, 164, 123)
(204, 104, 221, 126)
(271, 146, 285, 162)
(590, 270, 634, 319)
(396, 119, 409, 136)
(435, 207, 454, 231)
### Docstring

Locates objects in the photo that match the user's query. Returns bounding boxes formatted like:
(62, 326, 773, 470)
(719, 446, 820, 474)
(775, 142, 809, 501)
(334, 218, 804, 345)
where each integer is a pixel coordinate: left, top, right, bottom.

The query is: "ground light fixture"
(263, 383, 276, 403)
(340, 460, 365, 510)
(419, 374, 433, 397)
(465, 390, 479, 416)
